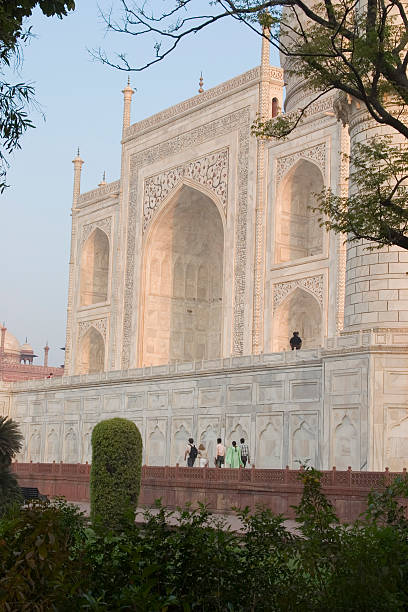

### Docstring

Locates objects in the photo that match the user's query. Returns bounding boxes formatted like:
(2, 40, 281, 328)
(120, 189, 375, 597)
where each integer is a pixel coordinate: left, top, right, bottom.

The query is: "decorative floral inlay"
(143, 149, 228, 231)
(273, 275, 324, 311)
(276, 143, 326, 185)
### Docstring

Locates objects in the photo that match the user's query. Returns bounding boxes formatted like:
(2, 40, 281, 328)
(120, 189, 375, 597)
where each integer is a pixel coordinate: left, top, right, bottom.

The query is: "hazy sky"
(1, 1, 280, 367)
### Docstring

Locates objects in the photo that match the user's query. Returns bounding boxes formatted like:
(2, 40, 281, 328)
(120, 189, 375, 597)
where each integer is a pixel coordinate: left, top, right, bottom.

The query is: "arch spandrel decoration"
(78, 318, 107, 341)
(143, 149, 229, 232)
(273, 275, 323, 312)
(276, 142, 326, 186)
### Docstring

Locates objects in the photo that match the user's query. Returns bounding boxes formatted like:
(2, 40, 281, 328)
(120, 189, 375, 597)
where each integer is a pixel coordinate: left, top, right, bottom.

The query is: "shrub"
(90, 418, 142, 529)
(0, 499, 87, 610)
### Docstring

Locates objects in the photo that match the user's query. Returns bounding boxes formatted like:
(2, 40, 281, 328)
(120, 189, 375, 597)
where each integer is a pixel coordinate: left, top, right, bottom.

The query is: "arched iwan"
(276, 159, 324, 263)
(77, 326, 105, 374)
(141, 184, 224, 366)
(80, 228, 109, 306)
(273, 287, 322, 351)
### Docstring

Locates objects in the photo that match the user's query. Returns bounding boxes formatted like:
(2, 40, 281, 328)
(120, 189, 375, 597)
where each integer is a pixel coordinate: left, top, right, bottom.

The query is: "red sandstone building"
(0, 324, 64, 382)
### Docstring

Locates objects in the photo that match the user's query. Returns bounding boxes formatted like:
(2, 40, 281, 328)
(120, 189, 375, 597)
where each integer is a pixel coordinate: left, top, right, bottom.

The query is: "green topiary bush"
(90, 418, 142, 529)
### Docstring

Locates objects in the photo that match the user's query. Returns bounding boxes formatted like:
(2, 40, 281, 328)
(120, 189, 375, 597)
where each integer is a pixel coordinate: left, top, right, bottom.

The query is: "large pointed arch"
(76, 326, 105, 374)
(273, 287, 323, 351)
(80, 228, 110, 306)
(140, 183, 225, 366)
(275, 159, 324, 263)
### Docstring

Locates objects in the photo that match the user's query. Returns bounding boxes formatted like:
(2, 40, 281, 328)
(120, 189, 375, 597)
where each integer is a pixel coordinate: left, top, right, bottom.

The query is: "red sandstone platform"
(12, 463, 407, 523)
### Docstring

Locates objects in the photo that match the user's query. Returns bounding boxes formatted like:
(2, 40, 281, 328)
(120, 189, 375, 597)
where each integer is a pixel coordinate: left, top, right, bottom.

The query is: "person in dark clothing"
(184, 437, 198, 467)
(289, 331, 302, 350)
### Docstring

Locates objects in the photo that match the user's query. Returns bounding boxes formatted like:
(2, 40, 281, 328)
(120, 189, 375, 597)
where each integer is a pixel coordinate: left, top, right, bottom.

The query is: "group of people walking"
(184, 437, 250, 468)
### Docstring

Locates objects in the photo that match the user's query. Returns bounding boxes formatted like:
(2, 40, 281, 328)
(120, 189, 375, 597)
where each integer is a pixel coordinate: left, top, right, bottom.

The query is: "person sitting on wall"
(289, 331, 302, 350)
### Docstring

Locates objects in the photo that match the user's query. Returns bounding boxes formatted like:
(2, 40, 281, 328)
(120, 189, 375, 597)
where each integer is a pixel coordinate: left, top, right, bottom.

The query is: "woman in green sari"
(225, 440, 244, 468)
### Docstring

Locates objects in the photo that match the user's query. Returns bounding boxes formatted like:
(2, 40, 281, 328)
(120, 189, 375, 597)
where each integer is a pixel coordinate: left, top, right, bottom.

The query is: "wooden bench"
(20, 487, 48, 502)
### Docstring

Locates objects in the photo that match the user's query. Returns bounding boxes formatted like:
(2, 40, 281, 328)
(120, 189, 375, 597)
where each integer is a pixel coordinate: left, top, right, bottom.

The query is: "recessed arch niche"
(77, 326, 105, 374)
(273, 288, 322, 351)
(80, 228, 110, 306)
(142, 184, 224, 366)
(276, 159, 324, 263)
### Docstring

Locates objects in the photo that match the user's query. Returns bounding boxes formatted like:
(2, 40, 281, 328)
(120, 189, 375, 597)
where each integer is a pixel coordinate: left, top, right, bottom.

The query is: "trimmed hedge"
(90, 418, 142, 528)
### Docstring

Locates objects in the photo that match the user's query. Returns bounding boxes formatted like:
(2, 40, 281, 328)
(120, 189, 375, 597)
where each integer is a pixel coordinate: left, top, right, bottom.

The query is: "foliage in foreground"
(0, 416, 23, 516)
(90, 417, 143, 529)
(2, 470, 408, 610)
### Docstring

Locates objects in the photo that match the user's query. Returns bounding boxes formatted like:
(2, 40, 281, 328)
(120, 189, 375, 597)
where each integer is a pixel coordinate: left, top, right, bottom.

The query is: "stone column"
(342, 99, 408, 331)
(0, 325, 5, 355)
(72, 149, 84, 206)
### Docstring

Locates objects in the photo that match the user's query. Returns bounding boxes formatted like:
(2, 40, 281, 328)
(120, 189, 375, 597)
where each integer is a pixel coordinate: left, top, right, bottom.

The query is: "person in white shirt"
(215, 437, 225, 468)
(198, 443, 209, 467)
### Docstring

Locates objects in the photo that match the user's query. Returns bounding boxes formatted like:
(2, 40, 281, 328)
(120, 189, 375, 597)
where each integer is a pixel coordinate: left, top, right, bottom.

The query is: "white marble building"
(3, 32, 408, 472)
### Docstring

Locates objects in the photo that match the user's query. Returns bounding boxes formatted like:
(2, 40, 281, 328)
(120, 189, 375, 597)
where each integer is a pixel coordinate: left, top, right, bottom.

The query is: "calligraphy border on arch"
(121, 107, 251, 368)
(272, 275, 324, 312)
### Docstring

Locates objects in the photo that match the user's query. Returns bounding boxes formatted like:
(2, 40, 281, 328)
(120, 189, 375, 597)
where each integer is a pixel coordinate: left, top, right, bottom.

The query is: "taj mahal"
(2, 30, 408, 473)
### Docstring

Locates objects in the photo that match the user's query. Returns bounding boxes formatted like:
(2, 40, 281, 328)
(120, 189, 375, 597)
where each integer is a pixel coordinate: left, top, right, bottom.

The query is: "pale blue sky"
(1, 1, 280, 367)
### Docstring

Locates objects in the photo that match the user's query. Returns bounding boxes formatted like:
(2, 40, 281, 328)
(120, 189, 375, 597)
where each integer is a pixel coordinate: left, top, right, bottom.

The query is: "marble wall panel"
(126, 393, 145, 411)
(225, 414, 251, 447)
(198, 386, 224, 408)
(84, 397, 101, 413)
(198, 415, 223, 464)
(171, 417, 193, 465)
(257, 382, 284, 404)
(146, 419, 167, 465)
(45, 424, 62, 462)
(385, 406, 408, 471)
(331, 407, 360, 470)
(384, 371, 408, 395)
(289, 380, 319, 402)
(63, 423, 80, 464)
(227, 384, 252, 405)
(256, 413, 284, 468)
(103, 394, 121, 413)
(47, 401, 63, 416)
(148, 391, 169, 411)
(289, 412, 318, 468)
(64, 400, 81, 415)
(172, 389, 194, 410)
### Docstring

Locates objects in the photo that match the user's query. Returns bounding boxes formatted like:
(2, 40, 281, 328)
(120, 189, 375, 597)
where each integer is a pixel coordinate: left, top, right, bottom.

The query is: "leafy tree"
(0, 415, 23, 515)
(0, 1, 75, 192)
(97, 0, 408, 250)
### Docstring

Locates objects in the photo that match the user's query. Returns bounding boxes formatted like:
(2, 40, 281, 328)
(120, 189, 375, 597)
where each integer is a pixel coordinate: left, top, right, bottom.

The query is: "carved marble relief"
(143, 149, 228, 231)
(332, 411, 359, 470)
(146, 420, 167, 466)
(63, 427, 78, 463)
(273, 275, 323, 312)
(171, 419, 193, 465)
(256, 414, 284, 468)
(225, 415, 250, 449)
(386, 408, 408, 471)
(290, 413, 318, 468)
(46, 427, 60, 462)
(28, 428, 41, 462)
(122, 107, 251, 368)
